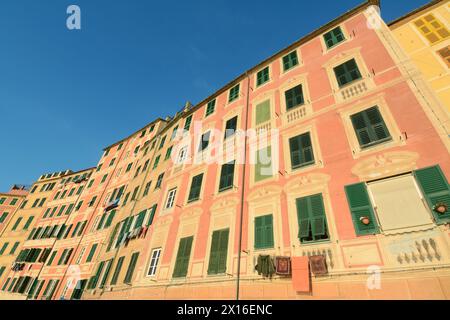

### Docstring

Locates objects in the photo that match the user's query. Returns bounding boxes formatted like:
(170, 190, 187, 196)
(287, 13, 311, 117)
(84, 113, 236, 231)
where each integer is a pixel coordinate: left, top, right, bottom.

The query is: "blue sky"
(0, 0, 429, 190)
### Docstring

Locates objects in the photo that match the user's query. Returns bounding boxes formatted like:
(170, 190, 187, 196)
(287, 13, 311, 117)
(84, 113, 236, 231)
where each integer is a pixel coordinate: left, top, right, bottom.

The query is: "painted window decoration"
(296, 194, 330, 243)
(437, 46, 450, 68)
(207, 228, 229, 275)
(414, 14, 450, 44)
(254, 214, 274, 250)
(334, 58, 362, 87)
(289, 132, 315, 169)
(256, 67, 270, 87)
(255, 146, 273, 182)
(324, 26, 346, 49)
(173, 236, 193, 278)
(285, 84, 305, 111)
(165, 188, 177, 209)
(282, 51, 299, 71)
(228, 84, 240, 103)
(350, 106, 391, 149)
(147, 248, 162, 277)
(255, 100, 271, 125)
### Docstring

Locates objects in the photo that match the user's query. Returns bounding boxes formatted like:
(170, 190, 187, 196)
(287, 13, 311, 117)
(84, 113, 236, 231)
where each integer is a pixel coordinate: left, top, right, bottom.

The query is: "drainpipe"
(236, 72, 251, 300)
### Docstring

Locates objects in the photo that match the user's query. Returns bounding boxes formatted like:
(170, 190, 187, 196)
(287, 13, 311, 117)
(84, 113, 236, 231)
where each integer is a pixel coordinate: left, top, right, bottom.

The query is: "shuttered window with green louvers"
(256, 67, 270, 87)
(345, 183, 379, 235)
(229, 84, 240, 103)
(188, 174, 203, 203)
(124, 252, 139, 284)
(255, 100, 271, 125)
(205, 99, 216, 117)
(173, 236, 193, 278)
(350, 106, 391, 148)
(285, 85, 304, 110)
(110, 256, 125, 285)
(324, 26, 345, 49)
(146, 205, 157, 226)
(414, 165, 450, 223)
(219, 161, 235, 192)
(296, 194, 330, 243)
(254, 215, 274, 250)
(88, 261, 105, 289)
(207, 229, 229, 275)
(289, 132, 315, 169)
(334, 58, 362, 87)
(282, 51, 299, 71)
(184, 115, 193, 131)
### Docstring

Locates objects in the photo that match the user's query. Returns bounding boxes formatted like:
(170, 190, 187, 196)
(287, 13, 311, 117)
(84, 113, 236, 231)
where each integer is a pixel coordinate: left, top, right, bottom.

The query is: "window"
(414, 14, 449, 44)
(0, 212, 9, 223)
(23, 216, 34, 230)
(188, 174, 203, 203)
(255, 100, 270, 125)
(282, 51, 299, 71)
(229, 84, 240, 103)
(205, 99, 216, 117)
(0, 243, 9, 255)
(109, 158, 116, 167)
(165, 188, 177, 209)
(143, 181, 152, 197)
(296, 194, 330, 243)
(75, 201, 83, 211)
(255, 146, 272, 182)
(96, 164, 103, 172)
(71, 280, 87, 300)
(11, 217, 22, 231)
(142, 159, 150, 172)
(9, 242, 19, 255)
(207, 229, 229, 275)
(131, 187, 139, 201)
(88, 196, 97, 207)
(254, 215, 274, 249)
(20, 200, 27, 209)
(99, 260, 113, 288)
(219, 161, 235, 192)
(134, 145, 140, 155)
(0, 197, 5, 205)
(155, 173, 164, 189)
(324, 26, 345, 49)
(88, 262, 104, 289)
(68, 188, 75, 197)
(38, 198, 46, 207)
(256, 67, 270, 87)
(57, 205, 66, 216)
(224, 116, 238, 139)
(165, 146, 173, 160)
(334, 59, 362, 87)
(171, 126, 179, 141)
(126, 163, 133, 172)
(124, 252, 139, 284)
(76, 186, 84, 195)
(172, 236, 193, 278)
(47, 251, 57, 266)
(134, 166, 141, 178)
(184, 115, 193, 132)
(177, 146, 188, 164)
(159, 136, 166, 150)
(198, 131, 211, 152)
(437, 46, 450, 68)
(289, 132, 315, 169)
(147, 248, 162, 277)
(285, 85, 304, 110)
(110, 256, 125, 285)
(85, 244, 98, 263)
(140, 130, 146, 137)
(10, 198, 18, 206)
(122, 193, 130, 206)
(101, 174, 108, 184)
(350, 106, 391, 148)
(153, 155, 161, 170)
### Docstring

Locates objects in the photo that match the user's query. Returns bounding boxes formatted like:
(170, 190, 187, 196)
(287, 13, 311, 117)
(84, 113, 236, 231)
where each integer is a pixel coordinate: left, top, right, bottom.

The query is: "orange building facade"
(0, 0, 450, 300)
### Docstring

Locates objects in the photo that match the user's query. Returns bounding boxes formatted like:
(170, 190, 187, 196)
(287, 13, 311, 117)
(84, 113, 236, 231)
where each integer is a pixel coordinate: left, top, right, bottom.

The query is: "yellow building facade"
(390, 0, 450, 135)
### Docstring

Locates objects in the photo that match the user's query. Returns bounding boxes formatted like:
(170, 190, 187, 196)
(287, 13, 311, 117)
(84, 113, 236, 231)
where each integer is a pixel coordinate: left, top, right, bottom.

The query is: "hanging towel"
(255, 255, 276, 278)
(291, 256, 310, 293)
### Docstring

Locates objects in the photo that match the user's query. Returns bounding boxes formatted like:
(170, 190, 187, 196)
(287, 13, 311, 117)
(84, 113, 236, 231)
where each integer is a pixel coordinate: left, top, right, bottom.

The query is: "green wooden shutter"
(219, 161, 235, 191)
(255, 146, 272, 182)
(206, 100, 216, 116)
(23, 216, 34, 230)
(188, 174, 203, 202)
(254, 215, 273, 249)
(124, 252, 139, 284)
(110, 256, 125, 285)
(135, 211, 146, 229)
(285, 85, 304, 110)
(104, 210, 116, 228)
(86, 243, 98, 262)
(89, 261, 105, 289)
(173, 236, 193, 278)
(324, 26, 345, 48)
(345, 183, 379, 235)
(414, 165, 450, 223)
(107, 224, 119, 252)
(296, 197, 311, 240)
(255, 100, 271, 125)
(10, 242, 19, 254)
(207, 228, 229, 275)
(310, 194, 327, 238)
(99, 260, 113, 288)
(146, 205, 157, 226)
(184, 115, 193, 131)
(289, 133, 314, 169)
